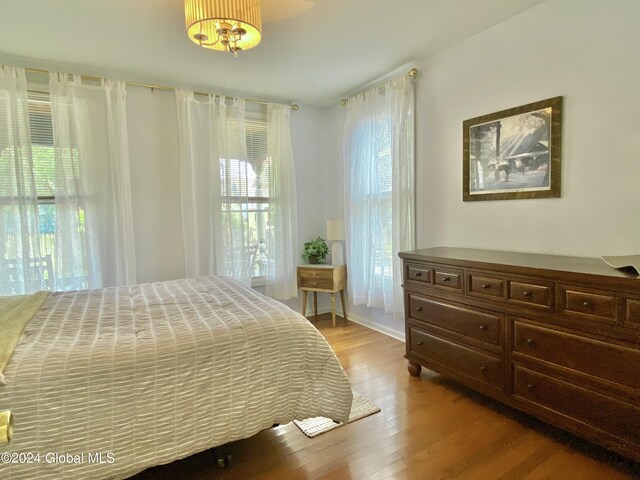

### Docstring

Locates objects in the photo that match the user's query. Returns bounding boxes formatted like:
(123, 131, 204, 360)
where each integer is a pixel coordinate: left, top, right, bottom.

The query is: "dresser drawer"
(508, 280, 552, 309)
(408, 295, 502, 345)
(409, 327, 503, 389)
(512, 321, 640, 390)
(559, 285, 618, 322)
(468, 272, 505, 299)
(514, 366, 640, 446)
(625, 299, 640, 326)
(434, 268, 463, 291)
(407, 264, 432, 284)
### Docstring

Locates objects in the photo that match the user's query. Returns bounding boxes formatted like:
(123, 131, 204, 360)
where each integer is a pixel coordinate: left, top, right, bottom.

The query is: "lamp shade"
(326, 219, 345, 241)
(185, 0, 262, 52)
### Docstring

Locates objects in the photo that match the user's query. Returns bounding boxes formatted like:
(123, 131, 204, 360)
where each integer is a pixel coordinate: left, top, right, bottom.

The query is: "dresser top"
(399, 247, 639, 281)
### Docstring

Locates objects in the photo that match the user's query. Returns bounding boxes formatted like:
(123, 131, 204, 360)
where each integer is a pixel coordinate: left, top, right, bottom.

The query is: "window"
(0, 92, 55, 292)
(219, 110, 271, 281)
(351, 112, 394, 288)
(177, 95, 297, 296)
(0, 90, 87, 293)
(344, 76, 414, 318)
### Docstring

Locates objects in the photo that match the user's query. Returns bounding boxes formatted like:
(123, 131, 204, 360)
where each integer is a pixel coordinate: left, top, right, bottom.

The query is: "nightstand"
(297, 264, 348, 327)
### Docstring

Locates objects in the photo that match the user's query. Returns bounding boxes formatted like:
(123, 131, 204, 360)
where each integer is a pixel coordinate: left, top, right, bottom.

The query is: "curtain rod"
(24, 67, 299, 111)
(339, 68, 418, 106)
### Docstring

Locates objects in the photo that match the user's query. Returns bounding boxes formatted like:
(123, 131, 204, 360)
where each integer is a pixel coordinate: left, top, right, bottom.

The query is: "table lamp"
(326, 219, 345, 265)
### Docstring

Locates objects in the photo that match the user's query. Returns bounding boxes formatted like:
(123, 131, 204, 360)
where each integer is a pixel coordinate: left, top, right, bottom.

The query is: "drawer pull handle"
(415, 306, 423, 312)
(417, 340, 424, 346)
(313, 282, 318, 286)
(479, 325, 488, 331)
(442, 277, 451, 282)
(527, 384, 535, 391)
(522, 290, 532, 297)
(414, 272, 422, 277)
(480, 365, 487, 372)
(582, 301, 592, 309)
(312, 273, 318, 276)
(481, 283, 491, 289)
(526, 338, 535, 346)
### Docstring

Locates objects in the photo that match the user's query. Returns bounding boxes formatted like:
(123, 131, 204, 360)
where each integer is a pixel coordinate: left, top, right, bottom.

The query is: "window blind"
(246, 111, 269, 198)
(0, 91, 56, 198)
(28, 91, 55, 198)
(219, 110, 269, 199)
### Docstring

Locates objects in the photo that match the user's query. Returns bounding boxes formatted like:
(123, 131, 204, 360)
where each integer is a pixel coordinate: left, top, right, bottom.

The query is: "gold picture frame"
(463, 96, 562, 201)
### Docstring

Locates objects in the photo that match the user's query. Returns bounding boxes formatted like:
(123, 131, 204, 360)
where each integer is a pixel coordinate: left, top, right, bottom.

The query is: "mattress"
(0, 276, 353, 479)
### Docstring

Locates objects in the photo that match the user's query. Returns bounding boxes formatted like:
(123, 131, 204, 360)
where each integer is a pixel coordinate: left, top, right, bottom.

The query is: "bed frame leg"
(212, 445, 232, 468)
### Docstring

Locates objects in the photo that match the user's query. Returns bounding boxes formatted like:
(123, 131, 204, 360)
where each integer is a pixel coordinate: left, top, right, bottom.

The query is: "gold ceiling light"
(185, 0, 262, 57)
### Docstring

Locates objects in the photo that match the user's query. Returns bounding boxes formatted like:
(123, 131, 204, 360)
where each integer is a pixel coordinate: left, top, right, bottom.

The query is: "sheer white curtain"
(176, 91, 253, 286)
(216, 97, 254, 285)
(176, 89, 210, 278)
(343, 74, 415, 320)
(49, 73, 136, 289)
(0, 68, 135, 294)
(265, 103, 298, 300)
(0, 66, 46, 294)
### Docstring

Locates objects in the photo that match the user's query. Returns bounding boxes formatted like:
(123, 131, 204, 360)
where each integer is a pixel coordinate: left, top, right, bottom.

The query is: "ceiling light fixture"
(185, 0, 262, 57)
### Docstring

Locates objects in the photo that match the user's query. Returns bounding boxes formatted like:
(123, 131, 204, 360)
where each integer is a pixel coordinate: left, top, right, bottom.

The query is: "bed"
(0, 276, 353, 479)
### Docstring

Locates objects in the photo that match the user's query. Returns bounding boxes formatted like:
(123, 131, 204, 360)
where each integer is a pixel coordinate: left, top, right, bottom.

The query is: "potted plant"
(301, 237, 329, 264)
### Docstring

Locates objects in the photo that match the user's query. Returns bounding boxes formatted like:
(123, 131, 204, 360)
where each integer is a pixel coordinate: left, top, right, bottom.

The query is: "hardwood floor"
(132, 315, 640, 479)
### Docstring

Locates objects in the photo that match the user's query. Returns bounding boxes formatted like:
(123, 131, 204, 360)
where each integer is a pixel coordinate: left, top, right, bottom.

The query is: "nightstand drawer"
(298, 268, 334, 281)
(299, 277, 333, 289)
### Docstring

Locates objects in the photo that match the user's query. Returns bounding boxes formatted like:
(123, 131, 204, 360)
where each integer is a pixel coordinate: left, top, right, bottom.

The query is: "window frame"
(218, 109, 271, 286)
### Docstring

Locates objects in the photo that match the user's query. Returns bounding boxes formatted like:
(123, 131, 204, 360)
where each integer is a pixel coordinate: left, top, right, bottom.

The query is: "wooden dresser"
(398, 247, 640, 461)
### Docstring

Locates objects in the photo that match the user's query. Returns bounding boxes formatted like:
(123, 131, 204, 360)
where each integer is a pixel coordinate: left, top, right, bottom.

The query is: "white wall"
(416, 0, 640, 256)
(328, 0, 640, 340)
(127, 87, 184, 284)
(291, 105, 336, 243)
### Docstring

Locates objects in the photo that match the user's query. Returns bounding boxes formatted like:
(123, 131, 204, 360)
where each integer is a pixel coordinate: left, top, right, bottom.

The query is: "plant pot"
(308, 255, 321, 264)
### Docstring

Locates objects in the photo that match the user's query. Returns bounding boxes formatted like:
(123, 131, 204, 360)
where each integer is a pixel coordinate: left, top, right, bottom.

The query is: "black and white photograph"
(463, 97, 562, 201)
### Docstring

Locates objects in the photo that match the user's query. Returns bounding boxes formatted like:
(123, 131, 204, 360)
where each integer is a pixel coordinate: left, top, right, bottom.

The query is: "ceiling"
(0, 0, 546, 106)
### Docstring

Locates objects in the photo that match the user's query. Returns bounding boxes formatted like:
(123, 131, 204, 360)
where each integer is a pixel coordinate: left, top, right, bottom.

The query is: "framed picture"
(463, 96, 562, 201)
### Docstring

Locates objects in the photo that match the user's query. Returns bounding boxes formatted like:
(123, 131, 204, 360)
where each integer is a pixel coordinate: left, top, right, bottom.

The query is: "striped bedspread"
(0, 277, 353, 479)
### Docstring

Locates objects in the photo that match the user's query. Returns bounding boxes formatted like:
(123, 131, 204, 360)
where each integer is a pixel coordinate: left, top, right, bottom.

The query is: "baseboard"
(311, 307, 406, 343)
(347, 312, 405, 342)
